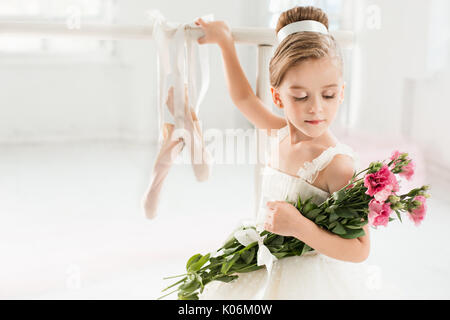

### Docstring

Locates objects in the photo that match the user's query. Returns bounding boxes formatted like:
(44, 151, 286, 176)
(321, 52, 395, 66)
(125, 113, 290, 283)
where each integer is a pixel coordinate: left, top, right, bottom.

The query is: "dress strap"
(297, 143, 360, 184)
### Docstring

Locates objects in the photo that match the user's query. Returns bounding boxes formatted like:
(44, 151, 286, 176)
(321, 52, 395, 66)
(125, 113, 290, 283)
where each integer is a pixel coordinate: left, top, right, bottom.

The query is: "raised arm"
(195, 18, 286, 134)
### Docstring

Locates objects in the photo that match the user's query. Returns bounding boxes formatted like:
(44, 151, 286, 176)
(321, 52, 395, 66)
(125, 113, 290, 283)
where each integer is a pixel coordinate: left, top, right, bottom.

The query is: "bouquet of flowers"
(158, 151, 430, 300)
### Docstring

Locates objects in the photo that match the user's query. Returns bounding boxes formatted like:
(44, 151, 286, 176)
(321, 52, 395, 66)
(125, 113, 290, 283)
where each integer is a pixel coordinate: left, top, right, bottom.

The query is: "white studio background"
(0, 0, 449, 299)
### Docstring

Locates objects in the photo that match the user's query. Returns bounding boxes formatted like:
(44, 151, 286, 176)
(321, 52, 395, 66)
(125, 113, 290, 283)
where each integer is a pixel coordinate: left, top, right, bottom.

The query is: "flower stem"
(345, 201, 369, 207)
(157, 287, 179, 300)
(163, 273, 188, 280)
(354, 168, 370, 179)
(161, 276, 187, 292)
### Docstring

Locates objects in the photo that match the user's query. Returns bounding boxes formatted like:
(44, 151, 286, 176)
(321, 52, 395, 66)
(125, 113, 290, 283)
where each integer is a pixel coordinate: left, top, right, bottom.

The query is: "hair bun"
(276, 6, 329, 33)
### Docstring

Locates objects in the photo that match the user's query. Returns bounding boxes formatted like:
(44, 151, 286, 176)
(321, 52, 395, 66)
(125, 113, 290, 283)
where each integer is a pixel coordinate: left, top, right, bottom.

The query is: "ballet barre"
(0, 22, 354, 47)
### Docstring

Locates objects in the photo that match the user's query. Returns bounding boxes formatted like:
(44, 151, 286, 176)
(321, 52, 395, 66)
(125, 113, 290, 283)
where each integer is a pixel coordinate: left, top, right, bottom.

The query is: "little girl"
(193, 6, 390, 299)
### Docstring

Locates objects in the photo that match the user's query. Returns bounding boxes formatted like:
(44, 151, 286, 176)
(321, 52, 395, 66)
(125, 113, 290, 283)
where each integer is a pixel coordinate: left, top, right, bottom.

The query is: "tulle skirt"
(198, 251, 402, 300)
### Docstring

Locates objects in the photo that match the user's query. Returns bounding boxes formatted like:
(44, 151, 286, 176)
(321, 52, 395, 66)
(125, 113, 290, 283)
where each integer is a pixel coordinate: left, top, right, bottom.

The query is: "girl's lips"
(305, 120, 324, 125)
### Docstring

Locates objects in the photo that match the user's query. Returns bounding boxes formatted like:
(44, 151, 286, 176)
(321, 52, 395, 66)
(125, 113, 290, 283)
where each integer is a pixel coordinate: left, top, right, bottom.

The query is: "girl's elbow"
(353, 246, 370, 263)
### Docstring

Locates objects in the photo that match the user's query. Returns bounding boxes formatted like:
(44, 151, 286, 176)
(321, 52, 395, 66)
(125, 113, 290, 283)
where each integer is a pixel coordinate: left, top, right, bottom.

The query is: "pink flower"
(400, 161, 415, 181)
(390, 150, 403, 166)
(390, 150, 415, 181)
(364, 164, 400, 202)
(408, 195, 427, 226)
(368, 199, 392, 228)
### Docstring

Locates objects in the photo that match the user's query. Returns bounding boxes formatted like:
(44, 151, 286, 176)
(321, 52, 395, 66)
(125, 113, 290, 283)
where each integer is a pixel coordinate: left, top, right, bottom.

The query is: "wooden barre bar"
(0, 22, 355, 48)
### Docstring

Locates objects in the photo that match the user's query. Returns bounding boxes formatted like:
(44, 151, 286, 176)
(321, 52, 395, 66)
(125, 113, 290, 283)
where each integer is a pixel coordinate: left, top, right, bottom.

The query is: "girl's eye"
(294, 95, 336, 101)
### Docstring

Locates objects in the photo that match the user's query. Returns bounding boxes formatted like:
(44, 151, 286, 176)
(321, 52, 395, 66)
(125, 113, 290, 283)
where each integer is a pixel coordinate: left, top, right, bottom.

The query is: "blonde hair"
(269, 6, 344, 89)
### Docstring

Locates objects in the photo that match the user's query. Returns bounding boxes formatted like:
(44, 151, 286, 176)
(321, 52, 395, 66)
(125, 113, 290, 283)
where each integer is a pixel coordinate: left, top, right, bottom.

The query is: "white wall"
(0, 60, 131, 143)
(348, 0, 450, 141)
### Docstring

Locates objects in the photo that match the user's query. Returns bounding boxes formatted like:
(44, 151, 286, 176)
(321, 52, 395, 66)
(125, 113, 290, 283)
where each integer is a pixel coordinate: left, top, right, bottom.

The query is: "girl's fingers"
(195, 18, 206, 44)
(195, 17, 206, 26)
(266, 201, 277, 209)
(197, 36, 206, 44)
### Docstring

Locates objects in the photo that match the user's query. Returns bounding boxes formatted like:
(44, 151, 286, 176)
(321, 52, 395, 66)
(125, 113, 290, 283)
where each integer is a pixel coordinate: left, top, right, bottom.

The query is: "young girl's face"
(273, 57, 345, 140)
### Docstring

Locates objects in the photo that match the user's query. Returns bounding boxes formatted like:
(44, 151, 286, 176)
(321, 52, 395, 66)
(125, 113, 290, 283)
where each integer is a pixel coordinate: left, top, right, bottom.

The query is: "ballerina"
(192, 5, 402, 299)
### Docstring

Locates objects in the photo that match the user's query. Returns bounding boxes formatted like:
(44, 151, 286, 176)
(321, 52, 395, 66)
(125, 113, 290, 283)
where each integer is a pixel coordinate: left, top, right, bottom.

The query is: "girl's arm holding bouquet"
(265, 156, 370, 263)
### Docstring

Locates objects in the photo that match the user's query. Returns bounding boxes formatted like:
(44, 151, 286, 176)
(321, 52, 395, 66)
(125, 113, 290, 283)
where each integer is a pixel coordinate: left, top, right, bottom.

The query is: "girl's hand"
(264, 201, 306, 237)
(194, 18, 233, 48)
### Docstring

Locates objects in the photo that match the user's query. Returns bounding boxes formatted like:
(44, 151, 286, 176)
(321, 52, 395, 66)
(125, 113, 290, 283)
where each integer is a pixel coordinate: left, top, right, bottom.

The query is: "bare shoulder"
(323, 153, 355, 194)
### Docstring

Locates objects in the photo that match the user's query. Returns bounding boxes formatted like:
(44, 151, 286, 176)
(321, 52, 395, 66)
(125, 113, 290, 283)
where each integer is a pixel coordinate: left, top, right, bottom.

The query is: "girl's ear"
(270, 87, 283, 109)
(339, 82, 346, 104)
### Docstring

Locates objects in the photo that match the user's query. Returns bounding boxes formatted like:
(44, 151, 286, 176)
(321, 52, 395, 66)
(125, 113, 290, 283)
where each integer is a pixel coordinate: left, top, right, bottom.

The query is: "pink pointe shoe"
(166, 85, 211, 182)
(142, 122, 185, 219)
(142, 85, 211, 219)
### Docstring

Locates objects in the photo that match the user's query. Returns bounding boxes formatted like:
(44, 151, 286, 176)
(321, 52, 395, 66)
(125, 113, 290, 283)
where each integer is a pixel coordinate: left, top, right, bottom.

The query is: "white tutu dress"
(198, 125, 402, 300)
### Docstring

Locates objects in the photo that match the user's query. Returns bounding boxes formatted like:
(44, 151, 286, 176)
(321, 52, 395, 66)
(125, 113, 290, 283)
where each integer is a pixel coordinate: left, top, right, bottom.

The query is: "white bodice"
(256, 125, 360, 227)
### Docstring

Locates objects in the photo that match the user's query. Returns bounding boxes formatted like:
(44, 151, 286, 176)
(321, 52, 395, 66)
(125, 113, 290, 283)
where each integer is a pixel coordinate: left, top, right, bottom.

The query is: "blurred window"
(0, 0, 117, 57)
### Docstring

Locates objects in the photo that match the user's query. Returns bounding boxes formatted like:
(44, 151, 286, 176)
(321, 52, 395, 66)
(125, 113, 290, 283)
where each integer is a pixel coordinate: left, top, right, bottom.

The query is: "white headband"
(277, 20, 329, 43)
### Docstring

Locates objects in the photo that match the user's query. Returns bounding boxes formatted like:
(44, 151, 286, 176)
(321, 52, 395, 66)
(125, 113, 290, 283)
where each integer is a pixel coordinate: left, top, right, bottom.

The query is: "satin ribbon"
(233, 221, 278, 299)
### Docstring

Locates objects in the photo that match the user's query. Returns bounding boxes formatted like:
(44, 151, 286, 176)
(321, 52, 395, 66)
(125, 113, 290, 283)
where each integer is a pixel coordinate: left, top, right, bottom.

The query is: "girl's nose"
(308, 98, 323, 113)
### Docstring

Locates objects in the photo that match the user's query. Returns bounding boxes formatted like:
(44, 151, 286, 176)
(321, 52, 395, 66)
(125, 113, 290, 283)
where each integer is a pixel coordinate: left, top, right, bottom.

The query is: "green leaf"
(305, 208, 321, 220)
(188, 253, 210, 272)
(339, 228, 366, 239)
(297, 195, 303, 209)
(221, 253, 240, 274)
(329, 211, 339, 223)
(237, 264, 264, 273)
(325, 205, 338, 214)
(395, 211, 403, 223)
(334, 207, 358, 218)
(178, 291, 199, 300)
(328, 221, 338, 230)
(240, 248, 255, 264)
(347, 218, 367, 228)
(303, 201, 316, 214)
(332, 222, 347, 235)
(186, 254, 202, 272)
(301, 196, 313, 211)
(301, 243, 312, 255)
(303, 196, 313, 205)
(269, 235, 284, 246)
(179, 278, 200, 292)
(215, 275, 238, 283)
(222, 236, 237, 249)
(194, 273, 204, 289)
(314, 215, 327, 224)
(349, 218, 364, 224)
(268, 244, 283, 252)
(272, 252, 290, 259)
(222, 247, 239, 255)
(332, 190, 346, 202)
(345, 224, 364, 230)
